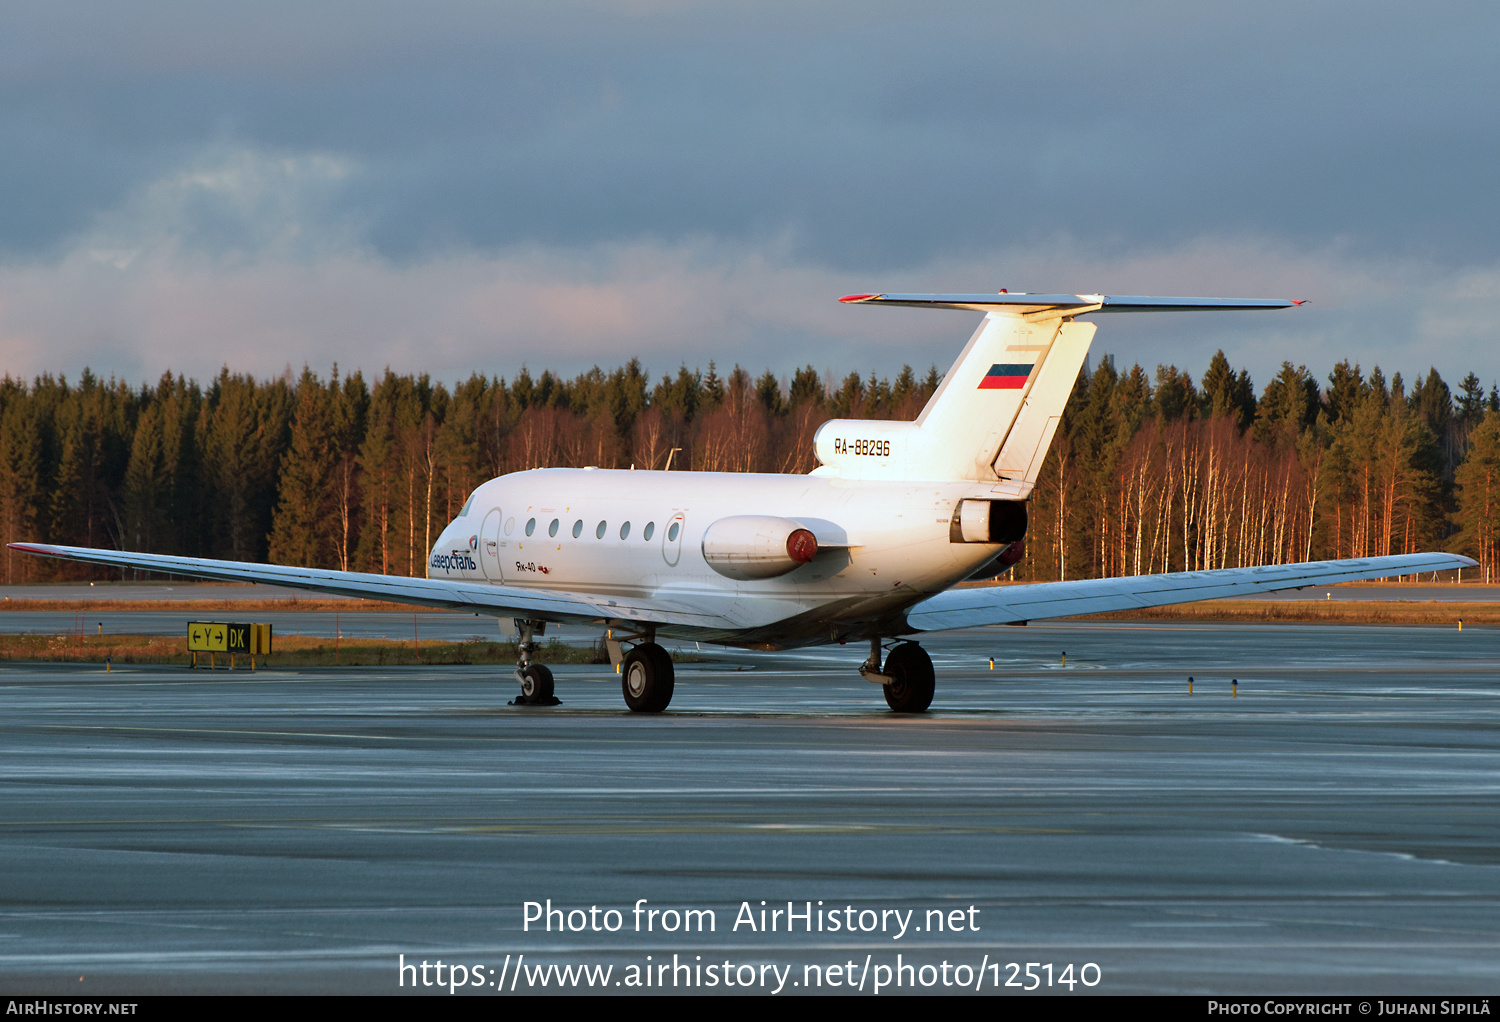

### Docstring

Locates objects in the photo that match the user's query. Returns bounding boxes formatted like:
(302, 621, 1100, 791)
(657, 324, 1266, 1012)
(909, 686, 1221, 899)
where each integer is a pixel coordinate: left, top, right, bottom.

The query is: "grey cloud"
(2, 0, 1498, 395)
(2, 0, 1497, 269)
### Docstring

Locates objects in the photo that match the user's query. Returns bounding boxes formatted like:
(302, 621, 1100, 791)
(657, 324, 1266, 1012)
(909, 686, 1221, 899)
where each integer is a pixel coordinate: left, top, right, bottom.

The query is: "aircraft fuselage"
(428, 467, 1007, 647)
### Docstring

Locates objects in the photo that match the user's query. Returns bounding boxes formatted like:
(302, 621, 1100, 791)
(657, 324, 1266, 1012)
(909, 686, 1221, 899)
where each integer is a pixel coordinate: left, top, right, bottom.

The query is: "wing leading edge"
(901, 553, 1477, 632)
(3, 543, 729, 630)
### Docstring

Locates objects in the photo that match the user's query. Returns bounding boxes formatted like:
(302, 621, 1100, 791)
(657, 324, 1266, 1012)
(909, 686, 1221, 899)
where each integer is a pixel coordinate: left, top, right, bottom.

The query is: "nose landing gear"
(519, 663, 554, 702)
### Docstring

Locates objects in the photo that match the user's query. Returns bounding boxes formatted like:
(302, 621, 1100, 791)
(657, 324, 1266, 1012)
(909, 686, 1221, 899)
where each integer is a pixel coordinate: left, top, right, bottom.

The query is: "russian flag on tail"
(978, 363, 1033, 389)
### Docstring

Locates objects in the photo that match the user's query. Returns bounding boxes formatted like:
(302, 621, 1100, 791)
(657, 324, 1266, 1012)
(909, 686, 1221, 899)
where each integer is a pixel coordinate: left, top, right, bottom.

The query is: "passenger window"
(668, 522, 680, 542)
(504, 517, 515, 536)
(643, 522, 655, 541)
(619, 522, 631, 540)
(596, 521, 606, 539)
(549, 519, 560, 538)
(525, 518, 536, 537)
(571, 519, 583, 538)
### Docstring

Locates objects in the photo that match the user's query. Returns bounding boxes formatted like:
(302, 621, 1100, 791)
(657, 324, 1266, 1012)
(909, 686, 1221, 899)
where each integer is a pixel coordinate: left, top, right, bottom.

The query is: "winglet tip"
(839, 293, 881, 304)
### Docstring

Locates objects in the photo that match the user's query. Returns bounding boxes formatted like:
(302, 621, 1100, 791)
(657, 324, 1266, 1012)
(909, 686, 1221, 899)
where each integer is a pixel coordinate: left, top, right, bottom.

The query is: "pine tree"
(48, 386, 91, 549)
(1254, 362, 1319, 446)
(755, 369, 785, 416)
(435, 374, 490, 521)
(47, 371, 125, 556)
(1153, 365, 1197, 422)
(268, 369, 337, 567)
(653, 365, 702, 420)
(330, 368, 370, 570)
(1325, 361, 1363, 425)
(0, 385, 41, 581)
(156, 373, 203, 554)
(787, 366, 824, 409)
(1457, 373, 1486, 426)
(829, 371, 865, 419)
(355, 374, 399, 574)
(1454, 410, 1500, 581)
(1409, 367, 1456, 476)
(1200, 350, 1255, 427)
(122, 404, 168, 552)
(1411, 368, 1452, 438)
(200, 370, 292, 562)
(700, 362, 724, 411)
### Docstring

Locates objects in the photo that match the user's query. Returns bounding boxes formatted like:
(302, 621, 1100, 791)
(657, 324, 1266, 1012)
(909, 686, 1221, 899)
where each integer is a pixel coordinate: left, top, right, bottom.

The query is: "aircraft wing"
(4, 543, 730, 630)
(901, 552, 1478, 632)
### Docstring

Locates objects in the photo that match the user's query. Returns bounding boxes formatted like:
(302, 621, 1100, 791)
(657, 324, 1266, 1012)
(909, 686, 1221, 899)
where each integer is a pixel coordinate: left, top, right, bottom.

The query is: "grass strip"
(1081, 600, 1497, 625)
(0, 634, 707, 667)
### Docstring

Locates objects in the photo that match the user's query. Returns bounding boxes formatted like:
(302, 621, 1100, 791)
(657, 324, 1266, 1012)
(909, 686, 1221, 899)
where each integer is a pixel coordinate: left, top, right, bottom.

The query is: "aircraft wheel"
(519, 663, 554, 703)
(622, 643, 675, 712)
(882, 642, 934, 713)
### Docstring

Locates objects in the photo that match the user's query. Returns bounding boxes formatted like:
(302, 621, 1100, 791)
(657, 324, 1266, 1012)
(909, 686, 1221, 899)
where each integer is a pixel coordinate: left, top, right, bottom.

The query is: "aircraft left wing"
(901, 552, 1477, 632)
(4, 543, 731, 630)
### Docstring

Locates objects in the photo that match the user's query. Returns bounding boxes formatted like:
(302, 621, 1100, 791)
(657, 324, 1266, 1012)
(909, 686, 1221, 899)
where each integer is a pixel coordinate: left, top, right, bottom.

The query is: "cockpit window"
(460, 491, 477, 517)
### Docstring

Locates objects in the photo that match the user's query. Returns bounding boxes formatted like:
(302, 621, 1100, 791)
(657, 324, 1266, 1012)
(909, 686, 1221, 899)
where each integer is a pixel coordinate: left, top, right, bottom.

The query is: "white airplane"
(11, 292, 1475, 712)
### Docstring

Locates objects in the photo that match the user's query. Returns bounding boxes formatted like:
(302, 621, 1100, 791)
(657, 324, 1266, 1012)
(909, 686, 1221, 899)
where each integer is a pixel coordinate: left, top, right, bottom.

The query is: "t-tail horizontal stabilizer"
(839, 293, 1305, 315)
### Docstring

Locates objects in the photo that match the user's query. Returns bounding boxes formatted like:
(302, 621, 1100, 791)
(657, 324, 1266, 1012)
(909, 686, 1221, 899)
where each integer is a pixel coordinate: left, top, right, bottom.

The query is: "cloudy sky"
(1, 0, 1496, 393)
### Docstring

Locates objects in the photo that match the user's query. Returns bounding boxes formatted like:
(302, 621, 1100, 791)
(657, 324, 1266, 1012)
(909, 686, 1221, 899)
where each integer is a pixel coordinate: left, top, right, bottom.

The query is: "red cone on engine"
(787, 529, 818, 564)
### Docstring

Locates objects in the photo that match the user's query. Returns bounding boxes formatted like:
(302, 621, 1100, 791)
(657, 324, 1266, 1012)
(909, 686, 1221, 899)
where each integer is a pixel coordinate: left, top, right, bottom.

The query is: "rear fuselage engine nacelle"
(951, 499, 1029, 578)
(950, 499, 1028, 545)
(702, 515, 819, 580)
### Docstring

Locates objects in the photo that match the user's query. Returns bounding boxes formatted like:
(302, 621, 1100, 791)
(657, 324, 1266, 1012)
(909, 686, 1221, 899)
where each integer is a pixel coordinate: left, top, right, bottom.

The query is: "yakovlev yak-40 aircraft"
(11, 293, 1476, 712)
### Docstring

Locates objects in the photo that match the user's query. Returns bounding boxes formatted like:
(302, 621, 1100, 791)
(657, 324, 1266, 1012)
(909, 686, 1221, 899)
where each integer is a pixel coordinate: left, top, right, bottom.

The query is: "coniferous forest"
(1, 352, 1499, 585)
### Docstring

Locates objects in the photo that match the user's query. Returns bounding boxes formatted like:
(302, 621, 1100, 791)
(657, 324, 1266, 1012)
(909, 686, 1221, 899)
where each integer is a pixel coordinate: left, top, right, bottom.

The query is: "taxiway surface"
(1, 621, 1497, 995)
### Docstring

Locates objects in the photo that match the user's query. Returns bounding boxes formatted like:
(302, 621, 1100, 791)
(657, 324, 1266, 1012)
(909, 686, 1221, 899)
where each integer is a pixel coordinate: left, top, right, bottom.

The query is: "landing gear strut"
(511, 618, 558, 705)
(861, 638, 934, 713)
(606, 626, 674, 713)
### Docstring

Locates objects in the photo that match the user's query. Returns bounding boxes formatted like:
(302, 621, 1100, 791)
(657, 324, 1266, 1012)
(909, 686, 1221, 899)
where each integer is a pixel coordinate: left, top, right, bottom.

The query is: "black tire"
(882, 642, 934, 713)
(621, 643, 675, 712)
(519, 663, 554, 703)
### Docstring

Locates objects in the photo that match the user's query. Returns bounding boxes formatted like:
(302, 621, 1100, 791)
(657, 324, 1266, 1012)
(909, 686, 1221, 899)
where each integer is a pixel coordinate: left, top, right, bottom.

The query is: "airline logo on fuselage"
(431, 550, 478, 573)
(978, 363, 1033, 389)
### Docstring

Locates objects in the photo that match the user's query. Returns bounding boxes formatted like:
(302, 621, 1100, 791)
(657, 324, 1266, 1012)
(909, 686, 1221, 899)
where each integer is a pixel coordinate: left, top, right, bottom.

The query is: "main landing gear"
(607, 627, 675, 713)
(511, 618, 559, 705)
(860, 637, 935, 713)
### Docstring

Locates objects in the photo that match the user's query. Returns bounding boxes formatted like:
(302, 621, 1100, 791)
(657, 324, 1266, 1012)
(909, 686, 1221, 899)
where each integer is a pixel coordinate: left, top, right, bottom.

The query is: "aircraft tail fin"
(814, 292, 1300, 490)
(906, 311, 1092, 486)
